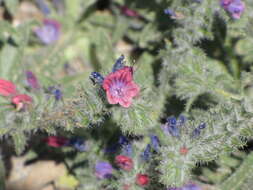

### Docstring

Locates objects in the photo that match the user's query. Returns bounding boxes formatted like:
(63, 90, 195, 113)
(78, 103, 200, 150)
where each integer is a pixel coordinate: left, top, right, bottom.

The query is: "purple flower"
(95, 162, 113, 179)
(25, 71, 40, 89)
(168, 183, 201, 190)
(54, 89, 62, 100)
(47, 86, 63, 101)
(35, 0, 50, 15)
(35, 19, 61, 45)
(112, 55, 125, 73)
(182, 183, 201, 190)
(150, 135, 160, 151)
(220, 0, 245, 19)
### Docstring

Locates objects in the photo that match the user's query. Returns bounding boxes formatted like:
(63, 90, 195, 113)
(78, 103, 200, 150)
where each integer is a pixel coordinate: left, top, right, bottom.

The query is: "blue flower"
(164, 9, 176, 17)
(162, 115, 188, 137)
(192, 123, 206, 138)
(150, 135, 160, 151)
(47, 86, 63, 101)
(118, 135, 129, 145)
(54, 89, 62, 101)
(197, 123, 206, 130)
(141, 144, 151, 161)
(68, 138, 86, 151)
(90, 72, 104, 85)
(95, 162, 113, 179)
(112, 55, 125, 73)
(177, 115, 186, 127)
(167, 116, 177, 125)
(122, 144, 132, 157)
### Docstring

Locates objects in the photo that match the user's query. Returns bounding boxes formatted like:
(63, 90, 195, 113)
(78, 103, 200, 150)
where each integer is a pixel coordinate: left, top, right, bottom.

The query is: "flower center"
(111, 82, 125, 98)
(115, 88, 123, 97)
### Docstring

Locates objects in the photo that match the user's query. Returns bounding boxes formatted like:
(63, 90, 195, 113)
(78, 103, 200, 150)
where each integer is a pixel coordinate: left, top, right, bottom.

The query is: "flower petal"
(0, 79, 17, 96)
(118, 98, 132, 108)
(125, 82, 140, 97)
(106, 91, 119, 105)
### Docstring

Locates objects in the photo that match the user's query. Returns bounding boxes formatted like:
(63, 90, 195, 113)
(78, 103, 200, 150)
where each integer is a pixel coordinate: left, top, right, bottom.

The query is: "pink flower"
(102, 67, 140, 108)
(136, 174, 149, 186)
(0, 79, 18, 97)
(179, 147, 189, 156)
(44, 136, 69, 147)
(115, 155, 133, 171)
(11, 94, 33, 110)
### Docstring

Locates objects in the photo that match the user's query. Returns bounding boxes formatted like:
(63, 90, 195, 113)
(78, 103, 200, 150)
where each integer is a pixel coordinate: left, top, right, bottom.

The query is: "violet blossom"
(35, 19, 61, 45)
(220, 0, 245, 19)
(26, 71, 40, 89)
(95, 161, 113, 179)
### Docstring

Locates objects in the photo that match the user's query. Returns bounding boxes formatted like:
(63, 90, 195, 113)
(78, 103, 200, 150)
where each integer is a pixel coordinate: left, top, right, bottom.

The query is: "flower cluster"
(0, 79, 32, 111)
(141, 135, 160, 161)
(94, 154, 149, 187)
(161, 115, 186, 137)
(90, 55, 140, 108)
(220, 0, 245, 19)
(161, 115, 206, 139)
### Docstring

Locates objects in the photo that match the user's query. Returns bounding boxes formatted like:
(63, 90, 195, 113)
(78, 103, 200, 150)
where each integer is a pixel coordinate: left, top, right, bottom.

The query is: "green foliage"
(0, 0, 253, 189)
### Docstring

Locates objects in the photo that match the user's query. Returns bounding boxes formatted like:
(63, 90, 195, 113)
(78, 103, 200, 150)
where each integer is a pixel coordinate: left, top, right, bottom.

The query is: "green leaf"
(12, 132, 27, 155)
(219, 152, 253, 190)
(0, 44, 19, 79)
